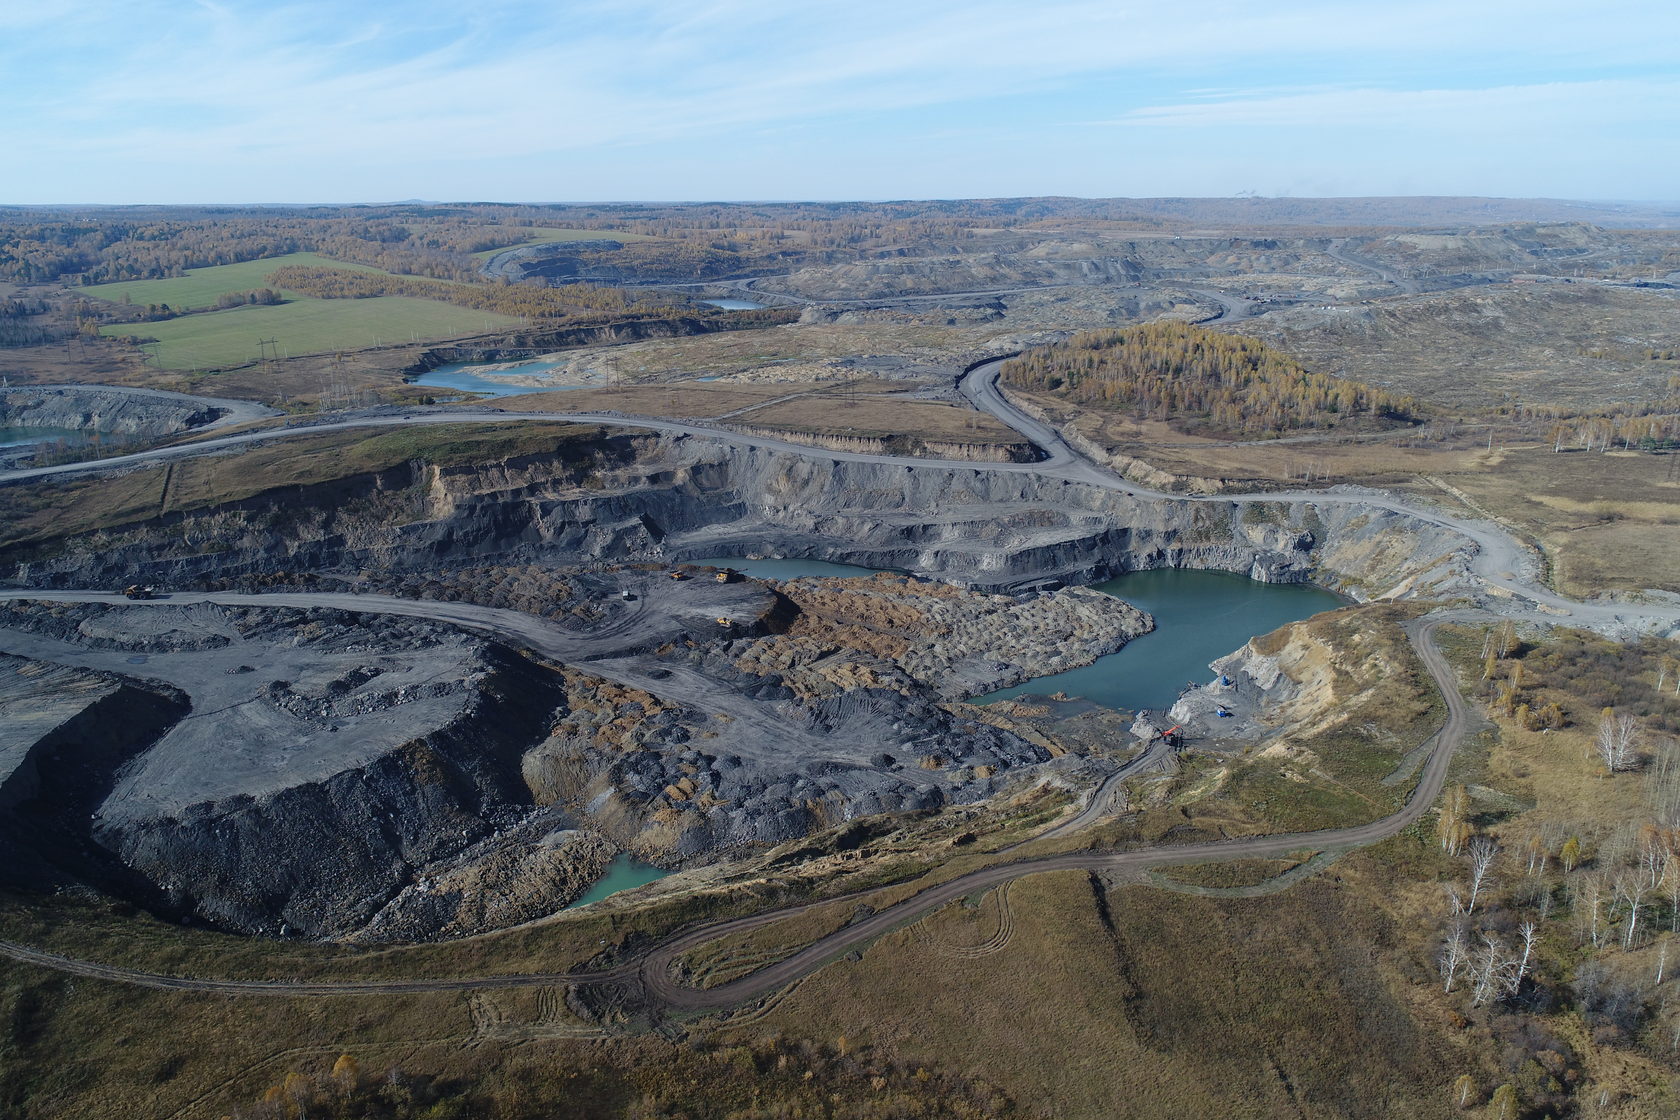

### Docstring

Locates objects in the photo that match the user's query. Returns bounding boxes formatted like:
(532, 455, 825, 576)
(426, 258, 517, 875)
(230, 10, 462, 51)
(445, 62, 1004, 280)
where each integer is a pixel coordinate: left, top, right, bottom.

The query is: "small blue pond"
(974, 568, 1343, 713)
(413, 361, 590, 398)
(0, 425, 88, 449)
(566, 853, 670, 909)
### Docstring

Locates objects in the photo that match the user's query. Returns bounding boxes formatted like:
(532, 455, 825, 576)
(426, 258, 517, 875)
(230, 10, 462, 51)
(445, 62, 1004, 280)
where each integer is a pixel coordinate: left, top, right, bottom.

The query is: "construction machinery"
(122, 585, 157, 600)
(1152, 723, 1185, 748)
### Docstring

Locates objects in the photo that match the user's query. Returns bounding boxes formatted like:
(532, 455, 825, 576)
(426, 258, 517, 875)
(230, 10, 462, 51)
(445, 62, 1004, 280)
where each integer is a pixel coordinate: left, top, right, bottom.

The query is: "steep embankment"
(0, 386, 221, 437)
(0, 603, 598, 941)
(0, 431, 1469, 601)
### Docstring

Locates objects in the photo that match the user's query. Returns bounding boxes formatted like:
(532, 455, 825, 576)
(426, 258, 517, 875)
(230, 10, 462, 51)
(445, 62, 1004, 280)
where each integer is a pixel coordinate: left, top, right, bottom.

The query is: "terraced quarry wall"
(1, 432, 1470, 600)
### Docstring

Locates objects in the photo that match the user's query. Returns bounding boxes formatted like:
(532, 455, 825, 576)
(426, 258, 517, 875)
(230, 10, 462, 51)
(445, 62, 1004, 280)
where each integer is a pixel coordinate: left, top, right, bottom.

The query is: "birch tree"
(1596, 711, 1639, 773)
(1578, 874, 1606, 948)
(1560, 835, 1582, 873)
(1438, 785, 1472, 855)
(1467, 836, 1499, 915)
(1617, 874, 1647, 950)
(1516, 921, 1539, 986)
(1470, 933, 1518, 1006)
(1440, 924, 1469, 993)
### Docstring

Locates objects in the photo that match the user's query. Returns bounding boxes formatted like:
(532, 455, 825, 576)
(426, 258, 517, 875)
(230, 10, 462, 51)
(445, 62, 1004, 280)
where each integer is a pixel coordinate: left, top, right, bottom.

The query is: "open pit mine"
(0, 409, 1488, 943)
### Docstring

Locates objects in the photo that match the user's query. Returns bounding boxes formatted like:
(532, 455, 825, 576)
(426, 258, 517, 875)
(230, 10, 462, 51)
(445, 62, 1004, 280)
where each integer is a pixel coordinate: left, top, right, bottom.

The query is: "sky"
(3, 0, 1678, 204)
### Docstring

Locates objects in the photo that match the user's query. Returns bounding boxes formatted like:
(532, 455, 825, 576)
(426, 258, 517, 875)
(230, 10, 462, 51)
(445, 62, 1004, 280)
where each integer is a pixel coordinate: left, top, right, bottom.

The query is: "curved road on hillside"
(1, 316, 1677, 1008)
(0, 615, 1472, 1012)
(0, 383, 282, 431)
(4, 356, 1678, 638)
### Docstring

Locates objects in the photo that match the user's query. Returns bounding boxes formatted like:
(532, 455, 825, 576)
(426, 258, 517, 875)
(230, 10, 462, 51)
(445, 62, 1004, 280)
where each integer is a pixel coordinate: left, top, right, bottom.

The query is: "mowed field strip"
(100, 297, 521, 370)
(82, 252, 398, 308)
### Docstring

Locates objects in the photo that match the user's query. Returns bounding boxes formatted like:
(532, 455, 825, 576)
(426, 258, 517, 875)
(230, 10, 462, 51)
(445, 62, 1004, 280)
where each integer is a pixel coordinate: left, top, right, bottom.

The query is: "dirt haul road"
(6, 359, 1675, 638)
(0, 612, 1474, 1014)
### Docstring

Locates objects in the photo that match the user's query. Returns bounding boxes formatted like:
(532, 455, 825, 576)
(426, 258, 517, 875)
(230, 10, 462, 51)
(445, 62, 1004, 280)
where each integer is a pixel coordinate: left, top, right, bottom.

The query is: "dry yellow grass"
(484, 381, 797, 418)
(1402, 447, 1680, 597)
(516, 320, 992, 383)
(1027, 386, 1680, 597)
(735, 394, 1021, 445)
(731, 865, 1474, 1119)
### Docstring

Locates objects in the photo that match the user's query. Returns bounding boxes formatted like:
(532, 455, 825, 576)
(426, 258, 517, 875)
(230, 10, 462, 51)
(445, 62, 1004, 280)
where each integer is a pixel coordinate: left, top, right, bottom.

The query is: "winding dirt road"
(8, 359, 1672, 638)
(0, 614, 1473, 1013)
(0, 327, 1669, 1010)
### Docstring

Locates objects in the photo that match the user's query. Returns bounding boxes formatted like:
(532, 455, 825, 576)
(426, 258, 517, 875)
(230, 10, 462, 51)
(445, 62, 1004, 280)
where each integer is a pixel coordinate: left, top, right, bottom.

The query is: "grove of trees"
(1001, 322, 1417, 439)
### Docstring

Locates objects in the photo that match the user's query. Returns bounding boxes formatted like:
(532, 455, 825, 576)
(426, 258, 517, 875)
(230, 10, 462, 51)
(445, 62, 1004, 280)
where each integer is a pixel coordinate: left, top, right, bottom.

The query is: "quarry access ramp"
(0, 608, 1476, 1014)
(6, 357, 1677, 637)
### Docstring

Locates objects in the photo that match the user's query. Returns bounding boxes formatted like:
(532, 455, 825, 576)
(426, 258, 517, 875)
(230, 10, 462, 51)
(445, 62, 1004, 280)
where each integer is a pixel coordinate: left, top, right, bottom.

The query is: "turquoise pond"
(411, 362, 584, 398)
(565, 853, 670, 908)
(973, 568, 1344, 714)
(0, 425, 88, 448)
(683, 558, 1341, 713)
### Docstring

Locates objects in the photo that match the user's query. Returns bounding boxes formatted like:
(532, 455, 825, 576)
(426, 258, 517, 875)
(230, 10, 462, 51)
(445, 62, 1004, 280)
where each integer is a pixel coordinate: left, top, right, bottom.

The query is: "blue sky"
(4, 0, 1677, 204)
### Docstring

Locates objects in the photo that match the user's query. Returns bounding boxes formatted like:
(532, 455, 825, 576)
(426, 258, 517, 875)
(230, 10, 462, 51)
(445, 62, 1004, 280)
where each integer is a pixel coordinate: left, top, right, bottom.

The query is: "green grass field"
(100, 297, 520, 370)
(470, 227, 657, 258)
(82, 253, 395, 309)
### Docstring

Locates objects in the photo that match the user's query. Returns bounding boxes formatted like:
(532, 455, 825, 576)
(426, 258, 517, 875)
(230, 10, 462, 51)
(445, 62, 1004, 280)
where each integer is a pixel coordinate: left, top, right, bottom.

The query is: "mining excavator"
(1150, 723, 1185, 748)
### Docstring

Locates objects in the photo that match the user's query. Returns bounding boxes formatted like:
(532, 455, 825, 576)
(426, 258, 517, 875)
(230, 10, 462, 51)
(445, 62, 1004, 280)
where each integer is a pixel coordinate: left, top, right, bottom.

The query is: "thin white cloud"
(1106, 79, 1680, 129)
(5, 0, 1679, 201)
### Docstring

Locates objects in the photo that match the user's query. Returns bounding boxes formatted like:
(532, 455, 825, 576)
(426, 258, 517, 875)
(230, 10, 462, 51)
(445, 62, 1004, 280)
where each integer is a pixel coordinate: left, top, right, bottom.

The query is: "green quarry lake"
(412, 360, 585, 397)
(565, 853, 671, 909)
(0, 425, 87, 449)
(975, 568, 1344, 713)
(564, 562, 1340, 903)
(686, 558, 1343, 713)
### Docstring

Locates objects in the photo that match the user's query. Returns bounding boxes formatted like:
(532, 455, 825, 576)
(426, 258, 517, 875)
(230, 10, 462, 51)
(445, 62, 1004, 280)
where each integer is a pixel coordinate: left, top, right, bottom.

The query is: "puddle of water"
(565, 853, 669, 909)
(0, 425, 90, 449)
(412, 362, 593, 398)
(702, 298, 764, 310)
(973, 568, 1343, 713)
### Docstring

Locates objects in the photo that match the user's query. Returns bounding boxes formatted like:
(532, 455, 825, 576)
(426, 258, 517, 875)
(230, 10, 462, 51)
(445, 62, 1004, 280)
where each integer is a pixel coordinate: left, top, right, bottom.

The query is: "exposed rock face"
(355, 826, 614, 941)
(4, 432, 1470, 602)
(0, 653, 190, 896)
(0, 597, 1073, 938)
(0, 603, 584, 940)
(0, 386, 221, 438)
(746, 575, 1152, 697)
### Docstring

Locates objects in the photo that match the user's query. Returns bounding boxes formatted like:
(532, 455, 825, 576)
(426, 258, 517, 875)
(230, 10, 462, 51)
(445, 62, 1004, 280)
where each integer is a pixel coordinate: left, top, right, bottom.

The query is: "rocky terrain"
(0, 601, 587, 939)
(0, 408, 1490, 945)
(0, 384, 275, 439)
(1, 430, 1471, 604)
(0, 576, 1150, 940)
(1240, 282, 1680, 412)
(743, 574, 1151, 697)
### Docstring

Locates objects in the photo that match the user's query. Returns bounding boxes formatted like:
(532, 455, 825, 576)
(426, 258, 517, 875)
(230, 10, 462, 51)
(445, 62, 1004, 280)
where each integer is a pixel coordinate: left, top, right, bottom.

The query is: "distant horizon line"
(5, 194, 1679, 210)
